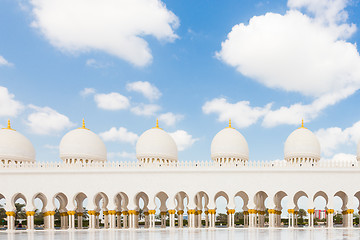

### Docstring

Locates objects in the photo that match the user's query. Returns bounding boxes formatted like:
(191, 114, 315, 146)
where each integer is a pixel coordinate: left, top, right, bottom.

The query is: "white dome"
(136, 123, 178, 163)
(60, 123, 107, 163)
(211, 122, 249, 162)
(0, 122, 35, 163)
(284, 125, 321, 162)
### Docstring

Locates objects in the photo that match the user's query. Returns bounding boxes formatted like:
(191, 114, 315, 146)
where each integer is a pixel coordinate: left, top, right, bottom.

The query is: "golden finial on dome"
(78, 118, 89, 130)
(152, 119, 162, 130)
(2, 119, 15, 131)
(226, 119, 234, 129)
(299, 119, 307, 129)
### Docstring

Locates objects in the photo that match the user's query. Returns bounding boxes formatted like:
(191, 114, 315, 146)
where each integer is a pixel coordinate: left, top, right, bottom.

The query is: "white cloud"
(131, 104, 161, 116)
(321, 153, 357, 163)
(26, 105, 74, 135)
(85, 59, 112, 68)
(99, 127, 139, 144)
(287, 0, 352, 30)
(108, 151, 136, 161)
(158, 112, 183, 126)
(0, 56, 12, 66)
(315, 121, 360, 156)
(126, 81, 162, 101)
(217, 10, 360, 98)
(169, 130, 199, 151)
(0, 86, 24, 117)
(262, 87, 355, 127)
(216, 0, 360, 127)
(0, 87, 24, 117)
(202, 98, 272, 128)
(80, 88, 95, 97)
(29, 0, 179, 66)
(94, 92, 130, 110)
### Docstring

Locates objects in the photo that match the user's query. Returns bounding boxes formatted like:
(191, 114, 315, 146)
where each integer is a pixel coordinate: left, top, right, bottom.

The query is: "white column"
(169, 210, 176, 228)
(148, 210, 156, 228)
(128, 210, 137, 229)
(347, 209, 354, 228)
(123, 211, 128, 228)
(108, 211, 116, 229)
(205, 211, 209, 228)
(327, 209, 334, 228)
(116, 212, 122, 228)
(232, 211, 235, 227)
(88, 211, 96, 229)
(197, 210, 202, 228)
(6, 211, 15, 231)
(188, 210, 196, 228)
(248, 209, 256, 228)
(178, 210, 184, 228)
(67, 211, 75, 229)
(160, 212, 166, 228)
(208, 209, 215, 228)
(244, 211, 249, 227)
(227, 209, 235, 228)
(307, 209, 314, 228)
(268, 211, 273, 228)
(26, 211, 35, 230)
(77, 213, 83, 229)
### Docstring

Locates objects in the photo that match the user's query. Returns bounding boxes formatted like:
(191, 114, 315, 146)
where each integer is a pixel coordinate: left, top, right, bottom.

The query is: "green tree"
(298, 209, 307, 220)
(234, 212, 243, 222)
(334, 213, 342, 224)
(15, 203, 26, 223)
(216, 213, 227, 224)
(0, 204, 6, 226)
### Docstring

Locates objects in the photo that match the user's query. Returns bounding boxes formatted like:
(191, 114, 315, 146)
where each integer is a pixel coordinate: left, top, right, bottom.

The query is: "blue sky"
(0, 0, 360, 163)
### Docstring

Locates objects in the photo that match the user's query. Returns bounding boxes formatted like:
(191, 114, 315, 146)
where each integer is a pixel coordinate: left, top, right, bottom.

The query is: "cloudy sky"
(1, 0, 360, 163)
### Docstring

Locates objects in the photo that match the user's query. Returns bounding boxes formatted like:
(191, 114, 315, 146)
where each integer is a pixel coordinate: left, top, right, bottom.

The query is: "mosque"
(0, 118, 359, 231)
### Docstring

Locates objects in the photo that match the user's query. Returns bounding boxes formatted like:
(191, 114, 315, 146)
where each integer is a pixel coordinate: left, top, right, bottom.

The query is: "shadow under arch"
(134, 191, 150, 228)
(155, 191, 169, 228)
(234, 191, 249, 211)
(73, 192, 87, 229)
(11, 193, 27, 211)
(53, 192, 68, 229)
(31, 192, 48, 230)
(335, 191, 348, 211)
(114, 192, 129, 228)
(254, 191, 268, 210)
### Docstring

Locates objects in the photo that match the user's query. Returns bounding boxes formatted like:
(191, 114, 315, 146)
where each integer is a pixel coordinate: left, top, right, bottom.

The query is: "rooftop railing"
(0, 160, 358, 170)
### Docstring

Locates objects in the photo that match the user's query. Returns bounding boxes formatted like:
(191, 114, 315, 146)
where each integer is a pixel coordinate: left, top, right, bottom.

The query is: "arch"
(114, 192, 129, 211)
(254, 191, 268, 210)
(293, 191, 308, 208)
(313, 191, 329, 205)
(355, 191, 360, 211)
(32, 192, 48, 212)
(53, 192, 69, 229)
(53, 192, 68, 212)
(335, 191, 348, 211)
(11, 193, 27, 211)
(234, 191, 249, 211)
(214, 191, 229, 204)
(0, 193, 6, 211)
(94, 192, 109, 212)
(174, 191, 189, 211)
(74, 192, 87, 212)
(154, 191, 169, 212)
(273, 191, 288, 211)
(194, 191, 209, 210)
(134, 191, 150, 211)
